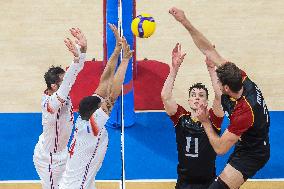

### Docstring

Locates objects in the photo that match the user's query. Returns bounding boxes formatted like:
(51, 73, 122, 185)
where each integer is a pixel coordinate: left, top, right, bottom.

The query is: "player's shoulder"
(170, 104, 191, 127)
(175, 104, 191, 119)
(178, 104, 190, 114)
(41, 93, 50, 109)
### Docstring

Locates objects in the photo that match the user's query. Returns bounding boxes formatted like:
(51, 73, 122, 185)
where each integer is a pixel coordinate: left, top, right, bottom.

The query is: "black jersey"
(221, 70, 270, 157)
(170, 105, 222, 184)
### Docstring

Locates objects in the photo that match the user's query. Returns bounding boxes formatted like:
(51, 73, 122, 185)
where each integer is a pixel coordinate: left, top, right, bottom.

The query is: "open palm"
(172, 43, 186, 70)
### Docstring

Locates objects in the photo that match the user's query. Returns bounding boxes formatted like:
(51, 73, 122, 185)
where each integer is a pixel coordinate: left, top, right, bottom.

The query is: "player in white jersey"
(33, 28, 88, 189)
(60, 24, 133, 189)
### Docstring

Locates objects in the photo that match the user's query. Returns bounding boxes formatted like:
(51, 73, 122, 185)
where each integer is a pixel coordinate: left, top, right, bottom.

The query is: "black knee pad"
(207, 177, 229, 189)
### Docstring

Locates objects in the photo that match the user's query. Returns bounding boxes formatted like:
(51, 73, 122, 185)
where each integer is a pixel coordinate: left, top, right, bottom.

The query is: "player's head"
(79, 96, 102, 120)
(216, 62, 242, 95)
(44, 66, 65, 92)
(188, 83, 208, 110)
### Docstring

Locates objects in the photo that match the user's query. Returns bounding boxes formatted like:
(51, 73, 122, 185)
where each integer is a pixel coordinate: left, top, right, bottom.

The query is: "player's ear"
(50, 83, 58, 91)
(224, 85, 230, 93)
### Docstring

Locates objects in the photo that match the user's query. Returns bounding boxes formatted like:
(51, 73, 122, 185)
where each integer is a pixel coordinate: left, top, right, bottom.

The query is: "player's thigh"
(219, 163, 245, 189)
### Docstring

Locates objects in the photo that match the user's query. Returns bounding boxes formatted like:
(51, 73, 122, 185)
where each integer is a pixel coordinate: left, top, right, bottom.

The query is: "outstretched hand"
(172, 43, 186, 71)
(69, 28, 87, 53)
(196, 104, 210, 124)
(169, 7, 187, 23)
(122, 37, 133, 60)
(109, 23, 123, 51)
(64, 38, 79, 58)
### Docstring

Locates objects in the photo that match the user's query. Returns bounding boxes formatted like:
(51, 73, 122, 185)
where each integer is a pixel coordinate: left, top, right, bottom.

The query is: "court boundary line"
(135, 110, 166, 113)
(1, 179, 284, 183)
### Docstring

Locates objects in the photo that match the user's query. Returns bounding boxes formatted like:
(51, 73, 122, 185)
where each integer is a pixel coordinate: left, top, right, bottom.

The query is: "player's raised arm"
(101, 37, 133, 115)
(48, 28, 87, 112)
(94, 24, 122, 99)
(205, 56, 224, 117)
(161, 43, 186, 116)
(169, 7, 227, 66)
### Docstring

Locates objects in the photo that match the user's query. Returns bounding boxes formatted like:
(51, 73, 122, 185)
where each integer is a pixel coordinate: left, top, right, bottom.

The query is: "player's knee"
(207, 177, 229, 189)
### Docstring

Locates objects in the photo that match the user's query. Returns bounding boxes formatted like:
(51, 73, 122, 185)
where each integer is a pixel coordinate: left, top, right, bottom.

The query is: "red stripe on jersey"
(209, 108, 223, 131)
(69, 139, 76, 158)
(90, 115, 99, 136)
(170, 104, 190, 126)
(47, 102, 55, 114)
(241, 69, 247, 82)
(227, 96, 254, 136)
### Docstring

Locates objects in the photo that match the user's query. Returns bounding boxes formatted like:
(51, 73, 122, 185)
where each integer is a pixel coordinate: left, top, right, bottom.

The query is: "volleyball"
(131, 14, 156, 38)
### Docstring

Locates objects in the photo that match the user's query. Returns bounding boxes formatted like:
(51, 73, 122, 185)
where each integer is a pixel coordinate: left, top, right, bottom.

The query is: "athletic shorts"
(228, 146, 270, 179)
(176, 180, 213, 189)
(33, 141, 68, 189)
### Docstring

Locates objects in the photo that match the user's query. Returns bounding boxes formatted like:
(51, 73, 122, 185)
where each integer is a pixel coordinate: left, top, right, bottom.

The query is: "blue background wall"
(0, 111, 283, 180)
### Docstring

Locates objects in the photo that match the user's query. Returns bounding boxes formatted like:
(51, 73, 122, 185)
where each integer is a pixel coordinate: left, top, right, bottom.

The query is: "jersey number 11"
(185, 137, 199, 157)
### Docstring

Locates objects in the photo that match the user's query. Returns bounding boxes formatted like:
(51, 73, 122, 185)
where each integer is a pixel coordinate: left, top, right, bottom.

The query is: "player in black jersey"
(161, 43, 223, 189)
(169, 7, 270, 189)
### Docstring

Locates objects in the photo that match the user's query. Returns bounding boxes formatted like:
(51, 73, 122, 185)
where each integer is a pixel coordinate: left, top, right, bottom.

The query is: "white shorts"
(33, 139, 68, 189)
(60, 110, 109, 189)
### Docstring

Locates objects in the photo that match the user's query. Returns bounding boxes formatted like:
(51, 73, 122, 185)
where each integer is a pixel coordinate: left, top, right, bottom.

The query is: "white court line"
(1, 179, 284, 183)
(135, 110, 166, 113)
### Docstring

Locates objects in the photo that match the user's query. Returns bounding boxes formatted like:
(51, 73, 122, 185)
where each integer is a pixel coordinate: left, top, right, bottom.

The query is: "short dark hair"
(188, 83, 209, 99)
(79, 96, 102, 120)
(44, 66, 65, 89)
(216, 62, 242, 93)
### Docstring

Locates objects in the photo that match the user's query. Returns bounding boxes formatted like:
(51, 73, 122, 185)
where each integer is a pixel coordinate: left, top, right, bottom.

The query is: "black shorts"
(176, 178, 214, 189)
(228, 148, 270, 179)
(175, 181, 212, 189)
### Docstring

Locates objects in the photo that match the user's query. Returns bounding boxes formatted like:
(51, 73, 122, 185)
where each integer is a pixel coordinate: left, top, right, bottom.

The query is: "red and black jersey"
(221, 70, 270, 156)
(170, 105, 222, 184)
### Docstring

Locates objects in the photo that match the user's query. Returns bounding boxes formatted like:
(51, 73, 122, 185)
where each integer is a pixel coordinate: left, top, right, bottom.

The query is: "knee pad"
(207, 177, 229, 189)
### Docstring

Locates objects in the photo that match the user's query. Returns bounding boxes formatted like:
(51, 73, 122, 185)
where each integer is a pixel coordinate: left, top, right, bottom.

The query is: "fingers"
(169, 7, 177, 15)
(70, 28, 78, 38)
(70, 27, 84, 39)
(200, 104, 208, 113)
(64, 37, 79, 57)
(108, 23, 117, 32)
(172, 43, 179, 52)
(180, 53, 187, 61)
(108, 23, 120, 38)
(178, 44, 186, 59)
(121, 37, 133, 59)
(64, 38, 74, 49)
(121, 36, 127, 49)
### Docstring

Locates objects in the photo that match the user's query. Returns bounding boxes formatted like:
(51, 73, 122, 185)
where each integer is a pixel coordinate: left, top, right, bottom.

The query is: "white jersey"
(33, 93, 74, 189)
(60, 108, 109, 189)
(33, 53, 86, 189)
(40, 93, 74, 153)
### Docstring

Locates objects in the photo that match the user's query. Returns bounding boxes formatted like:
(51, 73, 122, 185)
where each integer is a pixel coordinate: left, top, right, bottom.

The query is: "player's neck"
(46, 89, 55, 96)
(190, 109, 199, 121)
(229, 87, 244, 100)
